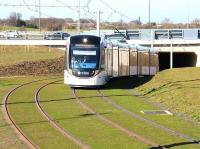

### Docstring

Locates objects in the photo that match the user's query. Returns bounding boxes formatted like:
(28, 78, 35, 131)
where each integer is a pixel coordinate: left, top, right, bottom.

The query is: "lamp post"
(170, 33, 173, 69)
(77, 0, 80, 34)
(96, 10, 100, 36)
(38, 0, 41, 32)
(187, 0, 190, 28)
(149, 0, 151, 27)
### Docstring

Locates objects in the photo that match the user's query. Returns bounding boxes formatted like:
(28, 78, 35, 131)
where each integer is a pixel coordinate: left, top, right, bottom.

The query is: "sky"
(0, 0, 200, 24)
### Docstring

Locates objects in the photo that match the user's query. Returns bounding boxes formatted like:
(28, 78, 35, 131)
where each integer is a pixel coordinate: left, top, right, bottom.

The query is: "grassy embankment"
(0, 46, 65, 148)
(39, 81, 200, 148)
(0, 26, 39, 31)
(1, 76, 200, 149)
(0, 46, 64, 66)
(0, 26, 81, 33)
(0, 45, 199, 148)
(135, 67, 200, 122)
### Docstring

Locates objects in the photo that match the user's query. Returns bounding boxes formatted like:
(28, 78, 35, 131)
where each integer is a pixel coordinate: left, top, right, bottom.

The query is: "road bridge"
(1, 29, 200, 70)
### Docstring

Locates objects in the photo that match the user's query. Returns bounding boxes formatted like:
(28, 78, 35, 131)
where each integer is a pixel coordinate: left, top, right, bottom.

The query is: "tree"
(161, 18, 172, 24)
(16, 20, 26, 27)
(191, 18, 200, 28)
(161, 18, 173, 28)
(8, 12, 23, 27)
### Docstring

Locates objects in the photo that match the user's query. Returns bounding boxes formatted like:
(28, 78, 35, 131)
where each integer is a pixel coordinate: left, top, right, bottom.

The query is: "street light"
(169, 33, 173, 69)
(77, 0, 80, 34)
(149, 0, 151, 27)
(187, 0, 190, 28)
(38, 0, 41, 32)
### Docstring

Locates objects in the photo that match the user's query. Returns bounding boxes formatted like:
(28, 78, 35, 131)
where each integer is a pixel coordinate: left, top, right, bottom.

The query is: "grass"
(101, 88, 200, 140)
(7, 77, 80, 149)
(0, 77, 33, 149)
(135, 67, 200, 122)
(76, 89, 200, 149)
(0, 76, 199, 148)
(0, 26, 39, 31)
(39, 82, 148, 149)
(39, 82, 199, 148)
(0, 46, 64, 66)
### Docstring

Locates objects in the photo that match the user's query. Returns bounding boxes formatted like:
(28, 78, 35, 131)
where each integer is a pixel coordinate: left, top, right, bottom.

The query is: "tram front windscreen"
(69, 36, 100, 77)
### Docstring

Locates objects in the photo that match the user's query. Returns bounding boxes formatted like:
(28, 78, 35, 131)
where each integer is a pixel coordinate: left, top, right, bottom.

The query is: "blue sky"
(0, 0, 199, 23)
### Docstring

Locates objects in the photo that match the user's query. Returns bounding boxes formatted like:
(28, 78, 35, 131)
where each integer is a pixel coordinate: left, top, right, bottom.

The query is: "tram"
(64, 35, 159, 87)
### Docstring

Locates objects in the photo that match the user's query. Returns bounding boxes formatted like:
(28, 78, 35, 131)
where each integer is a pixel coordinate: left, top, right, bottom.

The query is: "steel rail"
(35, 80, 90, 149)
(72, 89, 165, 149)
(3, 80, 42, 149)
(97, 90, 200, 147)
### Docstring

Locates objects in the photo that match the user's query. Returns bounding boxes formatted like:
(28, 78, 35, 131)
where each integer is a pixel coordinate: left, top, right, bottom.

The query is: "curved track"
(2, 78, 199, 149)
(97, 90, 200, 146)
(3, 80, 41, 149)
(34, 80, 90, 149)
(72, 88, 164, 149)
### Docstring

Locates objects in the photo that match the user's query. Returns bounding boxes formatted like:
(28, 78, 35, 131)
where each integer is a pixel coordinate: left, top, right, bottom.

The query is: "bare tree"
(191, 18, 200, 28)
(8, 12, 23, 26)
(161, 18, 174, 28)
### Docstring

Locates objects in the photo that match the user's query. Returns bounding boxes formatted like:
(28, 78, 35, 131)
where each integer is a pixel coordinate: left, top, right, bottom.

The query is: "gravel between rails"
(72, 88, 165, 149)
(97, 90, 200, 147)
(35, 80, 90, 149)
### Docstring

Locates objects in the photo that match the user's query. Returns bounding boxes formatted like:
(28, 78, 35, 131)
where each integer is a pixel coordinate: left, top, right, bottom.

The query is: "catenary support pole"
(96, 10, 100, 36)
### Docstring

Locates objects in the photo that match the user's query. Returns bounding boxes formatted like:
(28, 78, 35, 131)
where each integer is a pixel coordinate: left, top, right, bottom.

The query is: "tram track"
(3, 80, 43, 149)
(34, 80, 90, 149)
(72, 88, 164, 149)
(2, 78, 89, 149)
(2, 77, 199, 149)
(97, 89, 200, 146)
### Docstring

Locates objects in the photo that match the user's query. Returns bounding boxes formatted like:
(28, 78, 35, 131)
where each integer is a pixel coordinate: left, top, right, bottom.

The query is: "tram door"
(138, 51, 159, 75)
(105, 48, 113, 76)
(112, 47, 119, 77)
(119, 48, 129, 76)
(150, 53, 159, 75)
(130, 48, 138, 75)
(138, 51, 150, 75)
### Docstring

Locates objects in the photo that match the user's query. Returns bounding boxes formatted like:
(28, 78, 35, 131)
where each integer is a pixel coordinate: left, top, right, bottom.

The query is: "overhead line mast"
(38, 0, 41, 32)
(77, 0, 81, 34)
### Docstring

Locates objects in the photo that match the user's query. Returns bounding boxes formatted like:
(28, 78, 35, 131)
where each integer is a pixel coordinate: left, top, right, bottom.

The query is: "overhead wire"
(2, 0, 129, 37)
(21, 0, 51, 17)
(0, 3, 80, 8)
(86, 0, 93, 11)
(56, 0, 96, 25)
(99, 0, 134, 21)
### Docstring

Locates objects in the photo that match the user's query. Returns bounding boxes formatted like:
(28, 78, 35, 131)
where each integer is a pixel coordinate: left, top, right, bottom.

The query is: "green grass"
(0, 26, 39, 31)
(1, 76, 200, 148)
(39, 83, 148, 149)
(135, 67, 200, 122)
(38, 82, 199, 148)
(0, 77, 34, 149)
(0, 46, 64, 66)
(76, 89, 200, 149)
(7, 78, 80, 149)
(101, 88, 200, 140)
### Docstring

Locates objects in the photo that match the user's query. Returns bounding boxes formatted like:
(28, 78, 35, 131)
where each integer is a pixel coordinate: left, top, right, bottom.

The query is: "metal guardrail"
(0, 31, 71, 40)
(1, 39, 200, 46)
(0, 40, 67, 46)
(106, 29, 200, 41)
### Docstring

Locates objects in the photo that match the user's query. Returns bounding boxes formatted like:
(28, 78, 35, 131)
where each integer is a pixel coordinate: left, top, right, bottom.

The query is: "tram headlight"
(91, 70, 95, 75)
(83, 38, 88, 43)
